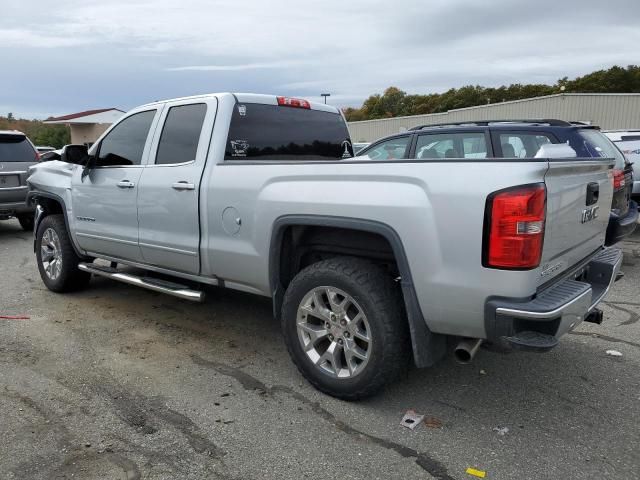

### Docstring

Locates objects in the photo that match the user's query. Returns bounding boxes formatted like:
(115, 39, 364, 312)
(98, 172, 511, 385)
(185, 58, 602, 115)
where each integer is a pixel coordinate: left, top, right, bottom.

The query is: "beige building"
(44, 108, 124, 145)
(348, 93, 640, 142)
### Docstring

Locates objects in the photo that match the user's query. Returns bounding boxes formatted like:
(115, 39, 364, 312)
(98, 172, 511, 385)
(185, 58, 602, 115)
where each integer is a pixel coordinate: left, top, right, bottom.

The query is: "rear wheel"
(36, 214, 91, 292)
(281, 257, 409, 400)
(17, 214, 34, 231)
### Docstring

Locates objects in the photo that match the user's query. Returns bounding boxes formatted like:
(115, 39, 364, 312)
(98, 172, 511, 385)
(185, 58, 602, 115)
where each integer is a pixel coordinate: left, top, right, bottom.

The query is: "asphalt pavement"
(1, 218, 639, 480)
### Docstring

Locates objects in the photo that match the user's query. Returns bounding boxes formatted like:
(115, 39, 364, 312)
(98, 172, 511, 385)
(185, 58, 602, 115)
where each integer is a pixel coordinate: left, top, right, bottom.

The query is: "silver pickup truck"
(27, 93, 623, 399)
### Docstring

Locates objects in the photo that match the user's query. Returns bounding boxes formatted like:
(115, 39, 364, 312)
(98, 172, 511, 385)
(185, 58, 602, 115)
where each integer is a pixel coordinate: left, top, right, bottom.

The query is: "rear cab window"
(414, 132, 488, 159)
(0, 134, 38, 162)
(224, 103, 352, 160)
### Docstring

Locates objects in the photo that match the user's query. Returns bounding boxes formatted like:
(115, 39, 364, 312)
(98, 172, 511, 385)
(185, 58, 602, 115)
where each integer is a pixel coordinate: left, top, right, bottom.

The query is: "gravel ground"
(1, 218, 639, 480)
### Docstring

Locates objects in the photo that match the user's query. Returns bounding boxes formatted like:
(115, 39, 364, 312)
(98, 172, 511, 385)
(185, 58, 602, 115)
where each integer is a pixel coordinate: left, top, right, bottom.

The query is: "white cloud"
(1, 0, 639, 118)
(167, 61, 309, 72)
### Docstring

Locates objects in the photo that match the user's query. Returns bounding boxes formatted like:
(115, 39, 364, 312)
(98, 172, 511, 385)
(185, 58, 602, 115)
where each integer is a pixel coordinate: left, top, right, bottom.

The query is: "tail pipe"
(454, 338, 483, 364)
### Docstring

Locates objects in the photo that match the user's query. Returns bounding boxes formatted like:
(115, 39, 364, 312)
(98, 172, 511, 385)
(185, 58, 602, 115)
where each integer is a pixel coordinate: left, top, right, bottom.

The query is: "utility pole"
(321, 93, 331, 104)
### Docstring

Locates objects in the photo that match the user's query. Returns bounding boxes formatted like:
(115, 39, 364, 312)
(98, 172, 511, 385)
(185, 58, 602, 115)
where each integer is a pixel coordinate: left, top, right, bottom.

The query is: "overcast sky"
(1, 0, 639, 119)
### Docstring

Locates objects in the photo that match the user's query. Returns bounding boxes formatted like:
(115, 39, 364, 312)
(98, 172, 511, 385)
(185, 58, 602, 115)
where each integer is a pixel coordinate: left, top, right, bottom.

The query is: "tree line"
(343, 65, 640, 122)
(0, 115, 70, 148)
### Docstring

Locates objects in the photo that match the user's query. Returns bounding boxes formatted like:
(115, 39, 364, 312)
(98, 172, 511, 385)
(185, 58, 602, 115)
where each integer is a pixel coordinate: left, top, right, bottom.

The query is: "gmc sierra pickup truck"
(27, 93, 623, 399)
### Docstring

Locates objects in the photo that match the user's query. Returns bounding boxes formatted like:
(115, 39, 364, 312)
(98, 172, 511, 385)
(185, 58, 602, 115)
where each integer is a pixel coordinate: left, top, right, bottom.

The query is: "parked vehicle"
(0, 130, 39, 230)
(38, 149, 63, 162)
(602, 130, 640, 142)
(358, 120, 638, 245)
(28, 99, 622, 399)
(352, 142, 370, 154)
(603, 130, 640, 201)
(36, 146, 56, 155)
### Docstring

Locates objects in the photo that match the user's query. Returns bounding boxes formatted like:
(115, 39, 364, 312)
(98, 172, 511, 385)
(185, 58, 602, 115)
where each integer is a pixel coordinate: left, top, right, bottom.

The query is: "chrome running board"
(78, 263, 204, 302)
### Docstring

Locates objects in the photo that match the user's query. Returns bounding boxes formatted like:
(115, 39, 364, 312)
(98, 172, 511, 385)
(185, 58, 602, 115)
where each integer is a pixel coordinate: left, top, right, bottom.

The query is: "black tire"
(281, 257, 409, 400)
(17, 214, 34, 231)
(35, 214, 91, 292)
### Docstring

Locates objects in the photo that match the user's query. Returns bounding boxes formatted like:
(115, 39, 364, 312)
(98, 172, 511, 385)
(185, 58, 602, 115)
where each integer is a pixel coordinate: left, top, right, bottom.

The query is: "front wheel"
(281, 257, 409, 400)
(36, 214, 91, 292)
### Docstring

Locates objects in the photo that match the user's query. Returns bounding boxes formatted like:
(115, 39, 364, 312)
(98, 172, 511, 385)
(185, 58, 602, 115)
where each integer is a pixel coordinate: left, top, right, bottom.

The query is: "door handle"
(117, 180, 135, 189)
(172, 181, 195, 191)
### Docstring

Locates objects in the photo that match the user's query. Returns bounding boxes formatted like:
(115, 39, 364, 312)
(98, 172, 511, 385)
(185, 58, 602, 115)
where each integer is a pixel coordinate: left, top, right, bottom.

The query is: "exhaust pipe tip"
(454, 338, 483, 364)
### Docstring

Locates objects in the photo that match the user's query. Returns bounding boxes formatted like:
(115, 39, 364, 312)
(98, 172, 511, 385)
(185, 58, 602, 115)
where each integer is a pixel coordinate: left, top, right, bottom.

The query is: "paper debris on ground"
(466, 467, 486, 478)
(424, 416, 444, 429)
(605, 350, 623, 357)
(400, 410, 424, 430)
(493, 426, 509, 436)
(0, 315, 30, 320)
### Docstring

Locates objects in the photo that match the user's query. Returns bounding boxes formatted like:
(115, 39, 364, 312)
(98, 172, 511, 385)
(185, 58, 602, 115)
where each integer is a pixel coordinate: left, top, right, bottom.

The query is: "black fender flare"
(27, 191, 85, 258)
(269, 214, 445, 368)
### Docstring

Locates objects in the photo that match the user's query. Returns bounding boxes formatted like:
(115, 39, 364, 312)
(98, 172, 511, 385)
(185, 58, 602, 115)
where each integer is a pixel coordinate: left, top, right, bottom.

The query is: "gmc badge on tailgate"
(581, 205, 599, 224)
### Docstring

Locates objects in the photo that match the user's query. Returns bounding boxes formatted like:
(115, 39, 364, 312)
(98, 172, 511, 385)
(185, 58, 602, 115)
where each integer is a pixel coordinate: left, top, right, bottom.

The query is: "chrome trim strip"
(0, 186, 27, 191)
(496, 288, 592, 320)
(76, 232, 138, 246)
(78, 263, 204, 302)
(146, 160, 196, 168)
(0, 171, 27, 175)
(139, 242, 198, 256)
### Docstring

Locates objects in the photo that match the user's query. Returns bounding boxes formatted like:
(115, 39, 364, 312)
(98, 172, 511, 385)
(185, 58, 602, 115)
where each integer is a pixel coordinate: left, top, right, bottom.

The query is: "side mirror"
(60, 144, 89, 165)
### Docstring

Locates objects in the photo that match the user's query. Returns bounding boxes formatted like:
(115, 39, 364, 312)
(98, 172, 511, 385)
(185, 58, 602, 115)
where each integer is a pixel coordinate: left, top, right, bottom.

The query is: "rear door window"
(224, 103, 352, 160)
(359, 137, 410, 160)
(155, 104, 207, 165)
(0, 134, 37, 162)
(496, 133, 553, 158)
(414, 132, 487, 159)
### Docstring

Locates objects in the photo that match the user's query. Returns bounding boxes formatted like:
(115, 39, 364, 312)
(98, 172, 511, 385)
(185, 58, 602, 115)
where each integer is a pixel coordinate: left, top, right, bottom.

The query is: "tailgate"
(539, 159, 614, 286)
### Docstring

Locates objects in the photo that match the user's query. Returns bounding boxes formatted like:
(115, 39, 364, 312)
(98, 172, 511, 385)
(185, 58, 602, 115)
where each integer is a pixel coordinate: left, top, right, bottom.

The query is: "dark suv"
(0, 130, 39, 230)
(357, 119, 637, 246)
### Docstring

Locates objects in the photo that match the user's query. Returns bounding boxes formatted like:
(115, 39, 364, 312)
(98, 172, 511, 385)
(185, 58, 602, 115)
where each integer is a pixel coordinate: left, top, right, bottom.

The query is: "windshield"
(0, 134, 37, 162)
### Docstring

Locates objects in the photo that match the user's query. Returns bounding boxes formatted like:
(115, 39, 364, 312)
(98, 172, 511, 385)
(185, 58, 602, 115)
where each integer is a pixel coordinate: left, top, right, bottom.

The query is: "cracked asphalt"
(1, 218, 639, 480)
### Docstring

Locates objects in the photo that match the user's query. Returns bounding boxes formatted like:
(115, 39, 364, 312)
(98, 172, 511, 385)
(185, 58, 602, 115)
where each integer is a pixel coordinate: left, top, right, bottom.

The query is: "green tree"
(343, 65, 640, 121)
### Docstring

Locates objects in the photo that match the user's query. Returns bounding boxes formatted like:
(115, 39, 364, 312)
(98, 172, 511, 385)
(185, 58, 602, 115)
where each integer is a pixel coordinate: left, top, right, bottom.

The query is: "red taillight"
(484, 184, 546, 269)
(612, 169, 625, 190)
(277, 96, 310, 109)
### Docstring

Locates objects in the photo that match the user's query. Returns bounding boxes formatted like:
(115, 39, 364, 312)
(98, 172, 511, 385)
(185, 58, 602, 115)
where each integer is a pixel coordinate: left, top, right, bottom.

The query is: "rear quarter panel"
(202, 154, 550, 338)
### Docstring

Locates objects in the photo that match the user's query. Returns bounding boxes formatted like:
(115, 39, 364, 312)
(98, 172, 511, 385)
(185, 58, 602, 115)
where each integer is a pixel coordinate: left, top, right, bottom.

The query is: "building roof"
(44, 108, 125, 125)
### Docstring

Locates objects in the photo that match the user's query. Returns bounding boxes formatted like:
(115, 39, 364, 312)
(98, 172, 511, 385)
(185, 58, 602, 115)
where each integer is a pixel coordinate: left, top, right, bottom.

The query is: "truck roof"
(140, 93, 340, 114)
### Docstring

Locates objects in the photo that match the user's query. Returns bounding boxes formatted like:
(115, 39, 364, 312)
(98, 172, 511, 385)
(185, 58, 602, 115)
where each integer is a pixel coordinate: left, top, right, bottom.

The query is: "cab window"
(155, 104, 207, 165)
(96, 110, 156, 167)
